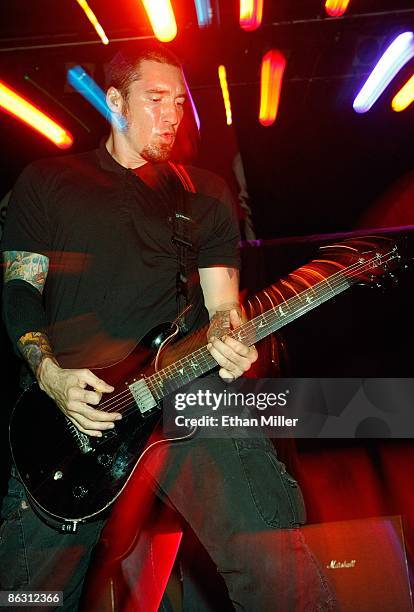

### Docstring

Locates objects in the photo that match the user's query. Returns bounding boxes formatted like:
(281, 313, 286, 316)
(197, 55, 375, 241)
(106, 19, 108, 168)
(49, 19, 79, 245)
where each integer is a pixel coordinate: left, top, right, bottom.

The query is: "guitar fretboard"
(145, 271, 351, 401)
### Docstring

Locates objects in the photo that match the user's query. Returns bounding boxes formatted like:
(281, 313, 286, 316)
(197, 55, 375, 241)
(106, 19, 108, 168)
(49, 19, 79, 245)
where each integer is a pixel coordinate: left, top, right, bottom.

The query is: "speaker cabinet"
(303, 516, 413, 611)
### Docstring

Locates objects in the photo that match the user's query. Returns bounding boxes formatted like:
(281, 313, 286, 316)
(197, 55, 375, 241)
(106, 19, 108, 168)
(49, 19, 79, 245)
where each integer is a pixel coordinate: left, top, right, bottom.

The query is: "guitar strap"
(168, 162, 196, 334)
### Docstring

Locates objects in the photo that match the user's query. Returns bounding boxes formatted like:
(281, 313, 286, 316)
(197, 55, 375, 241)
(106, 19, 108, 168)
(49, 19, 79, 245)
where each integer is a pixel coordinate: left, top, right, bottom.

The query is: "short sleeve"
(198, 181, 241, 269)
(0, 163, 51, 255)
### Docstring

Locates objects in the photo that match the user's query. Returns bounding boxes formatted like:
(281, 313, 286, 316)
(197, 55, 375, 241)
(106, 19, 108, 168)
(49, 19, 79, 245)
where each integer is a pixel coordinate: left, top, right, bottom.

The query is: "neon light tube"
(0, 80, 73, 148)
(76, 0, 109, 45)
(67, 66, 126, 130)
(325, 0, 351, 18)
(24, 75, 91, 133)
(259, 50, 286, 126)
(353, 31, 414, 114)
(194, 0, 212, 27)
(392, 74, 414, 111)
(240, 0, 263, 32)
(141, 0, 177, 42)
(218, 65, 232, 126)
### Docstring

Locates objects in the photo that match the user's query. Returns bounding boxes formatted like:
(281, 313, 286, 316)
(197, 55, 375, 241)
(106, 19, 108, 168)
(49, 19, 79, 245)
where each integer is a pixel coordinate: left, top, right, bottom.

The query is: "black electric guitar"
(9, 237, 401, 530)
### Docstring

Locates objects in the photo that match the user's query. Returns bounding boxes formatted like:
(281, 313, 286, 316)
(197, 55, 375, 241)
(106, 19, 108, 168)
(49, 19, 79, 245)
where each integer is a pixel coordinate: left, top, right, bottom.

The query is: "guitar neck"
(147, 271, 351, 401)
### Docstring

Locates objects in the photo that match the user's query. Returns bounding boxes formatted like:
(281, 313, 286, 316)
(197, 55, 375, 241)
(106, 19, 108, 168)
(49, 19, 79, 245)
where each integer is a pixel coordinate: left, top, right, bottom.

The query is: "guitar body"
(9, 322, 194, 530)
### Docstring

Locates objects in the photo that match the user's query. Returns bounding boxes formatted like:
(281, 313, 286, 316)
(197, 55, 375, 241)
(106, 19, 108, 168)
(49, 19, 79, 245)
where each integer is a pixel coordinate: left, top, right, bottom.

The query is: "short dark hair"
(106, 43, 182, 101)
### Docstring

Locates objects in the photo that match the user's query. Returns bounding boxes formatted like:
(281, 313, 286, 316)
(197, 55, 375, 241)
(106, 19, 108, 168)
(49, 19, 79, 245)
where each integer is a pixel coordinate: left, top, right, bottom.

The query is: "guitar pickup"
(128, 379, 157, 415)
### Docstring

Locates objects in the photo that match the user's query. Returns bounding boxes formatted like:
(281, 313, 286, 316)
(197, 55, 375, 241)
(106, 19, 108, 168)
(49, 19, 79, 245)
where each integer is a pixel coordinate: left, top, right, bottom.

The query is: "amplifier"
(303, 516, 413, 611)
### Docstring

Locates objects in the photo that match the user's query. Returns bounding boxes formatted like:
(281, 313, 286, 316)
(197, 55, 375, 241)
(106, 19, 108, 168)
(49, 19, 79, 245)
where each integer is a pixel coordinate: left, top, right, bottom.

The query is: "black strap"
(168, 163, 195, 334)
(131, 161, 195, 333)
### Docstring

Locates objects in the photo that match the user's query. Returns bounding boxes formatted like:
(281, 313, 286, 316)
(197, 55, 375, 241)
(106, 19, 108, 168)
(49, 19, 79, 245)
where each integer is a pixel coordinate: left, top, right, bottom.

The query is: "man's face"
(121, 60, 187, 163)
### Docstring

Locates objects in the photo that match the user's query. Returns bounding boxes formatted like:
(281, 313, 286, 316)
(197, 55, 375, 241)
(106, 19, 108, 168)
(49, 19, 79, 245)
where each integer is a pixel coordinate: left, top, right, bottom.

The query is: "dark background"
(1, 0, 414, 598)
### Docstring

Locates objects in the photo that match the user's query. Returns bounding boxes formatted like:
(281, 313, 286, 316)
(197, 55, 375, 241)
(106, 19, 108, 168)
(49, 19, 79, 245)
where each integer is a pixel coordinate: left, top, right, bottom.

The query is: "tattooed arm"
(2, 250, 119, 436)
(199, 266, 257, 380)
(3, 250, 53, 376)
(3, 250, 49, 293)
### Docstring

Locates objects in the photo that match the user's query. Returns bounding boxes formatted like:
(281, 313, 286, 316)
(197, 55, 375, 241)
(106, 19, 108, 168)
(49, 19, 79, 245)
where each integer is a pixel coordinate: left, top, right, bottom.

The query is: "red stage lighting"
(325, 0, 351, 18)
(141, 0, 177, 42)
(0, 80, 73, 149)
(240, 0, 263, 32)
(259, 50, 286, 127)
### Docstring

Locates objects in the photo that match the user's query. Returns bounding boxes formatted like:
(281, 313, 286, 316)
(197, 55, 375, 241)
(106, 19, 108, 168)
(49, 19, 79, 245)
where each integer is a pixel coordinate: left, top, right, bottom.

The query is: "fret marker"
(258, 320, 265, 329)
(305, 295, 313, 304)
(179, 368, 184, 375)
(278, 305, 286, 316)
(190, 361, 199, 369)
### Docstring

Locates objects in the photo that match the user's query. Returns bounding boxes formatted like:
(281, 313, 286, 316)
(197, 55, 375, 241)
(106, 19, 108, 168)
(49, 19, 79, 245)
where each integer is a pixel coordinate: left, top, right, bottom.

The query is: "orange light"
(240, 0, 263, 32)
(76, 0, 109, 45)
(218, 65, 232, 126)
(259, 50, 286, 127)
(325, 0, 351, 18)
(141, 0, 177, 42)
(392, 73, 414, 111)
(0, 81, 73, 149)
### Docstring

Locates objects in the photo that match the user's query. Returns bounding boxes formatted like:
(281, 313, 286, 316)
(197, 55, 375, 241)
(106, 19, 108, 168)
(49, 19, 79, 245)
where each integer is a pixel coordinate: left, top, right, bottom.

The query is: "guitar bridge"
(128, 378, 157, 415)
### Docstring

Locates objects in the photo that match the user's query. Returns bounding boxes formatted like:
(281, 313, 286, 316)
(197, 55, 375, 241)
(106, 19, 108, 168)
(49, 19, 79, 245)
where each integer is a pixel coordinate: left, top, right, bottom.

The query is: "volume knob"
(97, 453, 112, 467)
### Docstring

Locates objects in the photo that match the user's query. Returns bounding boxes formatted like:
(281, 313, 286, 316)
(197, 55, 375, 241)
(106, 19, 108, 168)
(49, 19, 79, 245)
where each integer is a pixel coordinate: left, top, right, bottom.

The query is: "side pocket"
(268, 453, 307, 527)
(236, 439, 306, 528)
(1, 475, 26, 521)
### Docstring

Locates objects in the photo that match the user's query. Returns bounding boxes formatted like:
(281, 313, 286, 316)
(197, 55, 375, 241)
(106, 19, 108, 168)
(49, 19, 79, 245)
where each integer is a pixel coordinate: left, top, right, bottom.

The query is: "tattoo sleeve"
(17, 331, 58, 378)
(3, 251, 49, 294)
(3, 251, 53, 376)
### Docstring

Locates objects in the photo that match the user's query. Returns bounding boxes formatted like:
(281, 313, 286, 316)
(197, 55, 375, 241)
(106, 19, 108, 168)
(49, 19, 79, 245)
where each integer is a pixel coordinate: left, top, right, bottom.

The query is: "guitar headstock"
(319, 236, 402, 286)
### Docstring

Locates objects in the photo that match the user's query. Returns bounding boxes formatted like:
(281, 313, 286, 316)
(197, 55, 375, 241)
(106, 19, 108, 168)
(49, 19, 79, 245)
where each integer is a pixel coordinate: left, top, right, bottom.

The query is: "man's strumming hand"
(38, 358, 122, 437)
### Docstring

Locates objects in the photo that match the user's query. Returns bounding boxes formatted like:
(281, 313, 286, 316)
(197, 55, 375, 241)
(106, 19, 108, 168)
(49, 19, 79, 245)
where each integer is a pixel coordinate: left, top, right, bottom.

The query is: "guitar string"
(96, 249, 397, 418)
(98, 249, 397, 415)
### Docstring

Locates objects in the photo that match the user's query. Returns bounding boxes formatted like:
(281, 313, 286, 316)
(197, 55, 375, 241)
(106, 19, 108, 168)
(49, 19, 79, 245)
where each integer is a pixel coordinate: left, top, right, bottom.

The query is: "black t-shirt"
(1, 143, 240, 368)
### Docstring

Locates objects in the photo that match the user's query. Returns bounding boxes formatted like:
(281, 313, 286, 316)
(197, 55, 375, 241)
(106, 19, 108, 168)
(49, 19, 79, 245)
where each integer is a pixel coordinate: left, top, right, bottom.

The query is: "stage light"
(325, 0, 351, 18)
(353, 31, 414, 114)
(24, 75, 91, 133)
(218, 65, 232, 126)
(392, 74, 414, 112)
(240, 0, 263, 32)
(259, 50, 286, 126)
(75, 0, 109, 45)
(0, 80, 73, 148)
(67, 66, 126, 130)
(194, 0, 212, 27)
(141, 0, 177, 42)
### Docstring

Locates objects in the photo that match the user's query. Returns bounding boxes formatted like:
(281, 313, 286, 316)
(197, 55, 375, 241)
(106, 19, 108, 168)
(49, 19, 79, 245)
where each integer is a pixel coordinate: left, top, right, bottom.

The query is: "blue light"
(194, 0, 212, 28)
(353, 32, 414, 114)
(67, 65, 126, 130)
